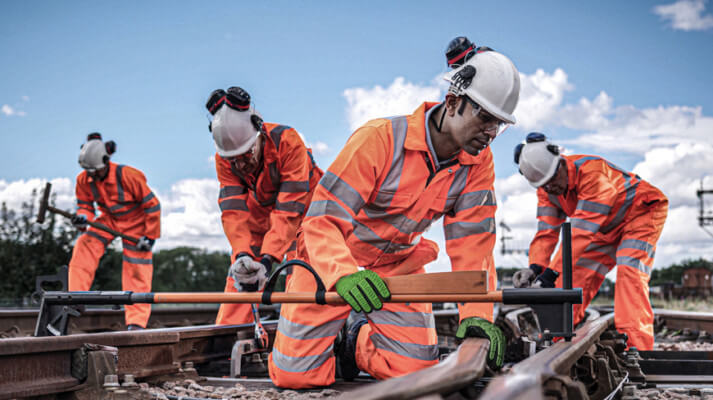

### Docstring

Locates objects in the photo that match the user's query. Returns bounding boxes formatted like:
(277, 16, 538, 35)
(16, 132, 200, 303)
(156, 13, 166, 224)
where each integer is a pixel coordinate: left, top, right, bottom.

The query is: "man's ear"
(444, 94, 459, 117)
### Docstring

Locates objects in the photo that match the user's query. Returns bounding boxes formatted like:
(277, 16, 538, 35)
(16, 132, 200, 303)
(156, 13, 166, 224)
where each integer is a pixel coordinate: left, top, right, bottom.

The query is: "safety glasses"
(464, 96, 510, 136)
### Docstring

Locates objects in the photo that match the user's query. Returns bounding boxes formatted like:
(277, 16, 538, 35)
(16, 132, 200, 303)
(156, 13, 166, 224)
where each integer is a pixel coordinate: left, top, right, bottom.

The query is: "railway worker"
(512, 133, 668, 350)
(269, 48, 521, 388)
(69, 132, 161, 330)
(205, 86, 323, 325)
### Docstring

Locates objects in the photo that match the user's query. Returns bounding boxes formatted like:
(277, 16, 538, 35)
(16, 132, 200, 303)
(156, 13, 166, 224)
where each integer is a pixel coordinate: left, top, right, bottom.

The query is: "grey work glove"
(513, 264, 544, 288)
(71, 214, 88, 231)
(135, 236, 155, 252)
(229, 255, 269, 292)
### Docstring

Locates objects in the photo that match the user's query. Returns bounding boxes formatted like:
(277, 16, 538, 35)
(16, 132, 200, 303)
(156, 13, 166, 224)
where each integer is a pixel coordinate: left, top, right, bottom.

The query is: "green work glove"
(456, 317, 506, 370)
(335, 270, 391, 313)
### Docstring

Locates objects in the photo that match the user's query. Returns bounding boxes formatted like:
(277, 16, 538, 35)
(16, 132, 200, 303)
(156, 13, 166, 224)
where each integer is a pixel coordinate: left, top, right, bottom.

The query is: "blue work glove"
(335, 270, 390, 313)
(533, 268, 559, 288)
(513, 264, 544, 288)
(135, 236, 155, 252)
(71, 214, 88, 231)
(456, 317, 506, 370)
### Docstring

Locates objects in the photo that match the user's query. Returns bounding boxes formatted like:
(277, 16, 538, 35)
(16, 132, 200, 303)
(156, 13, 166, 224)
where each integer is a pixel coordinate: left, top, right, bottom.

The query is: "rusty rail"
(0, 322, 276, 400)
(654, 308, 713, 332)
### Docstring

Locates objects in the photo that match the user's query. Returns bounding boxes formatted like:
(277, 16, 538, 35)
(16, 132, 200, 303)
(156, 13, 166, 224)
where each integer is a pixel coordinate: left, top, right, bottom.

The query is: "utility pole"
(499, 221, 529, 256)
(697, 180, 713, 238)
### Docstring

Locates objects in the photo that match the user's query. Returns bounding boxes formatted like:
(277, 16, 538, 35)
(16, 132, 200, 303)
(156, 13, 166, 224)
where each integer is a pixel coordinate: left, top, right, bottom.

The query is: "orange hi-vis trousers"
(68, 217, 154, 328)
(268, 245, 440, 389)
(552, 199, 668, 350)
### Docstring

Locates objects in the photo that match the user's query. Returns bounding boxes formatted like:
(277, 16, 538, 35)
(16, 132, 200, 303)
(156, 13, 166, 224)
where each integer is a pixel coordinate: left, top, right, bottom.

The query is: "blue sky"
(2, 1, 713, 271)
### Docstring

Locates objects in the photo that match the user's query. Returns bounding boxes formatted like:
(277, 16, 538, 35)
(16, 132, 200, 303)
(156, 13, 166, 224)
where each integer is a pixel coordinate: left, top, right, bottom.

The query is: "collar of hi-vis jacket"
(406, 102, 484, 167)
(86, 161, 117, 186)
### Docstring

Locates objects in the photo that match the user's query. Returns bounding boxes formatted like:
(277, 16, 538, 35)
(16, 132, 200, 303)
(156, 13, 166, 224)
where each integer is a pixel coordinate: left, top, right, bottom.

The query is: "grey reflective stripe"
(287, 240, 296, 252)
(220, 198, 248, 212)
(280, 180, 310, 193)
(270, 343, 333, 373)
(573, 156, 601, 170)
(250, 246, 261, 258)
(306, 200, 353, 223)
(123, 254, 152, 265)
(268, 162, 280, 195)
(116, 165, 125, 202)
(452, 189, 495, 214)
(220, 186, 247, 198)
(362, 206, 436, 235)
(617, 256, 651, 275)
(141, 192, 156, 204)
(319, 172, 365, 214)
(576, 200, 611, 215)
(571, 218, 600, 233)
(369, 310, 435, 329)
(109, 203, 126, 211)
(269, 125, 290, 149)
(619, 239, 655, 258)
(77, 199, 93, 206)
(276, 316, 345, 340)
(89, 181, 101, 203)
(112, 204, 140, 217)
(85, 231, 110, 245)
(275, 201, 306, 214)
(547, 194, 563, 209)
(145, 204, 161, 214)
(373, 116, 408, 207)
(352, 221, 416, 253)
(584, 242, 616, 258)
(537, 206, 565, 219)
(601, 180, 639, 234)
(538, 221, 562, 232)
(444, 218, 495, 240)
(370, 333, 438, 361)
(444, 166, 471, 211)
(576, 257, 609, 277)
(123, 241, 140, 251)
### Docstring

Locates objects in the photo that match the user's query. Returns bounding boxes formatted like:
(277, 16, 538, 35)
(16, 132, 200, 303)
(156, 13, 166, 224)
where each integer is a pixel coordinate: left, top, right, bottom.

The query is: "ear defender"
(105, 140, 116, 155)
(514, 143, 524, 164)
(251, 114, 264, 132)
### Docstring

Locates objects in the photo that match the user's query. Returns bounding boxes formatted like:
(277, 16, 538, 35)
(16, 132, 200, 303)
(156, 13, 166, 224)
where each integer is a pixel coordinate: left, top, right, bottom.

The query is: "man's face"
(87, 165, 109, 180)
(449, 96, 506, 156)
(541, 160, 568, 196)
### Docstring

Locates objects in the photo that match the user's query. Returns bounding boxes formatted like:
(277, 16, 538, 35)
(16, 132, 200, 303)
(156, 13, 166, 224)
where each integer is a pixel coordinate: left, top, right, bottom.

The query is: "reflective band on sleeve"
(452, 190, 496, 214)
(617, 256, 652, 275)
(576, 199, 611, 215)
(306, 200, 353, 222)
(141, 192, 155, 204)
(370, 333, 439, 361)
(538, 221, 562, 232)
(275, 201, 306, 214)
(280, 180, 310, 193)
(373, 117, 408, 207)
(444, 218, 495, 240)
(318, 172, 365, 214)
(571, 218, 600, 233)
(219, 186, 247, 198)
(144, 204, 161, 214)
(537, 206, 565, 218)
(219, 198, 248, 212)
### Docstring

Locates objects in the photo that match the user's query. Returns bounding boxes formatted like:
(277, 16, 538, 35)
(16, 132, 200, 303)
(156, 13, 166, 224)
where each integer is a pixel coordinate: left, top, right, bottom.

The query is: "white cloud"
(0, 177, 74, 215)
(515, 68, 573, 130)
(1, 104, 26, 117)
(310, 141, 330, 155)
(653, 0, 713, 31)
(343, 76, 443, 131)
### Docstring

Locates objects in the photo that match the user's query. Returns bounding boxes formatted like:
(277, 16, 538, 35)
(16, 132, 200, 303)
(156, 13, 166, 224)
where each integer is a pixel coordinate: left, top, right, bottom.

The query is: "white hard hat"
(206, 87, 262, 158)
(514, 133, 561, 188)
(444, 50, 520, 125)
(78, 133, 110, 171)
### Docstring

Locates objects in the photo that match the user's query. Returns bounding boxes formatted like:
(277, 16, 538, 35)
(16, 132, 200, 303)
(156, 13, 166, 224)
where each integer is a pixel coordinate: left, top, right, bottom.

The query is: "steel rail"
(654, 308, 713, 333)
(0, 322, 276, 400)
(479, 313, 615, 400)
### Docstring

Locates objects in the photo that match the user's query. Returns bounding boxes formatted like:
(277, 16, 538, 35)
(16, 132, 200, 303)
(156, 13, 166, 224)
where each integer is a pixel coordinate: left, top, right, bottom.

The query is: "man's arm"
(75, 174, 96, 221)
(528, 189, 566, 268)
(125, 167, 161, 240)
(215, 154, 252, 261)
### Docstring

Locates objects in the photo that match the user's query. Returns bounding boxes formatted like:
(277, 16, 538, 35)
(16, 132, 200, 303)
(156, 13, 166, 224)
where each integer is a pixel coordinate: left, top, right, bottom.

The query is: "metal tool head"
(37, 182, 52, 224)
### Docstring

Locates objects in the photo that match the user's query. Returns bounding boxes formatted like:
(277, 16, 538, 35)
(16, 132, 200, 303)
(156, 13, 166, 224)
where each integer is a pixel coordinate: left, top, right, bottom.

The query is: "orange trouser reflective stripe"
(215, 276, 254, 325)
(68, 221, 153, 328)
(268, 263, 438, 389)
(553, 200, 667, 350)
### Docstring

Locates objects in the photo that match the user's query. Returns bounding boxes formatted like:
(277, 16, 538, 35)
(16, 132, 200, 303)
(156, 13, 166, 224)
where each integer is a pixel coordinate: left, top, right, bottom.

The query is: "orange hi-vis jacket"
(301, 102, 498, 322)
(216, 122, 323, 262)
(529, 154, 666, 272)
(75, 161, 161, 238)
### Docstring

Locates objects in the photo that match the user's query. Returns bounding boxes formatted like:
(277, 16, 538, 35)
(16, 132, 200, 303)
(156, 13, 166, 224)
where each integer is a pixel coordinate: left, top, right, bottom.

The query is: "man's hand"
(335, 270, 390, 313)
(532, 268, 559, 288)
(71, 214, 88, 231)
(513, 264, 544, 288)
(456, 317, 506, 370)
(136, 236, 155, 252)
(229, 255, 269, 292)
